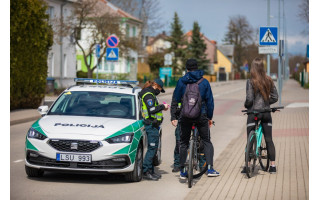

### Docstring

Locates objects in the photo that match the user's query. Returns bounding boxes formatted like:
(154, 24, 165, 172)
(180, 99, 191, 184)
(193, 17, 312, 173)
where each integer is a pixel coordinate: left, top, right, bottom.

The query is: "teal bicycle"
(242, 107, 283, 178)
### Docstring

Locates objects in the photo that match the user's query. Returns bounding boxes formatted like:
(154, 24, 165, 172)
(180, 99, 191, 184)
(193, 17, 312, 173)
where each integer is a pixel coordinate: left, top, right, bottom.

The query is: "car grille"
(26, 151, 130, 169)
(48, 139, 101, 153)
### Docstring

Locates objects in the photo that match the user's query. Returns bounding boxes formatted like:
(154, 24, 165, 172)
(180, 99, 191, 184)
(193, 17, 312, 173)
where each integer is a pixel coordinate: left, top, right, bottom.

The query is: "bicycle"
(186, 122, 214, 188)
(242, 106, 283, 178)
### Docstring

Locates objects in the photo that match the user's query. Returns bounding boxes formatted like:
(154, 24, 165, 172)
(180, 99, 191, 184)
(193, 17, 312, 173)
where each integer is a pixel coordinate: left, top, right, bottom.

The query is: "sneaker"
(269, 166, 276, 174)
(143, 171, 159, 181)
(180, 169, 187, 179)
(151, 171, 162, 179)
(241, 167, 246, 174)
(207, 168, 220, 177)
(172, 166, 180, 173)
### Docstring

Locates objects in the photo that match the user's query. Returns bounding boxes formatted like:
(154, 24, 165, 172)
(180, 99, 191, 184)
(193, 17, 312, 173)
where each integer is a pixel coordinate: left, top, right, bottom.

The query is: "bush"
(10, 0, 53, 110)
(76, 71, 88, 78)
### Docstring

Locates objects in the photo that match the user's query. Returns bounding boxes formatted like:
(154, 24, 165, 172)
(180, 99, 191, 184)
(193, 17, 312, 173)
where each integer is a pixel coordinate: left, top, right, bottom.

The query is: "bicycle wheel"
(259, 134, 270, 171)
(245, 131, 257, 178)
(193, 137, 208, 179)
(188, 138, 194, 188)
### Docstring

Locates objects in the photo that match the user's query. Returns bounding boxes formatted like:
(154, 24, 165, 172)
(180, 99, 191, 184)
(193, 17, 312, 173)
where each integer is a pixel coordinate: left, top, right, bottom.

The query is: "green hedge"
(10, 0, 53, 110)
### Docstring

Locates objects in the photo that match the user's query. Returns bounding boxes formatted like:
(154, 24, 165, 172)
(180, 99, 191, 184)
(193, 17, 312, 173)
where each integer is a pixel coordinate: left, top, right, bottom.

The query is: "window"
(126, 24, 130, 37)
(132, 26, 136, 37)
(104, 60, 109, 71)
(46, 6, 54, 20)
(64, 54, 67, 77)
(77, 59, 82, 71)
(126, 59, 131, 73)
(50, 53, 54, 76)
(48, 91, 136, 119)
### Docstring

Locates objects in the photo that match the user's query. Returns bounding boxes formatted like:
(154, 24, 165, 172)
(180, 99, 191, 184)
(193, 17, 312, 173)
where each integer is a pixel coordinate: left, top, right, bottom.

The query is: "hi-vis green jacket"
(139, 86, 165, 126)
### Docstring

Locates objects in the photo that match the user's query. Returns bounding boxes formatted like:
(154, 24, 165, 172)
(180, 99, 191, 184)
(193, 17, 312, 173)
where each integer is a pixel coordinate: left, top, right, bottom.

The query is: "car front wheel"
(125, 143, 143, 182)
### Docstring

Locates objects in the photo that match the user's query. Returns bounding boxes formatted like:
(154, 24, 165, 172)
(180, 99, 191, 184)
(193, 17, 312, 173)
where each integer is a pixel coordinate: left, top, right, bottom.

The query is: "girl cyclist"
(242, 57, 279, 174)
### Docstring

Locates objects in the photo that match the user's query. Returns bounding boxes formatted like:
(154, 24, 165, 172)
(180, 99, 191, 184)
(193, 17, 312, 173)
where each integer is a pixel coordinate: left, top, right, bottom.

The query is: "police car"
(25, 78, 162, 182)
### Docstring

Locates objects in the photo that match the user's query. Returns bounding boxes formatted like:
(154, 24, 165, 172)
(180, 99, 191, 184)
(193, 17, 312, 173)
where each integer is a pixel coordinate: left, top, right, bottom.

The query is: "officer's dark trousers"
(179, 115, 214, 169)
(143, 124, 159, 173)
(173, 123, 181, 168)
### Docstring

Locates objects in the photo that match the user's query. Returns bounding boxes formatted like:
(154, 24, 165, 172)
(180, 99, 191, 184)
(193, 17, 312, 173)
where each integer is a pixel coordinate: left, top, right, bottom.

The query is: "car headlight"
(27, 128, 47, 140)
(106, 133, 134, 143)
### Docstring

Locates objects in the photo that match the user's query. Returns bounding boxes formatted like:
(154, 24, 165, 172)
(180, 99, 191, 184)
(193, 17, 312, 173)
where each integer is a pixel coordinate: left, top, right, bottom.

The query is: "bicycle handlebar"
(241, 106, 284, 114)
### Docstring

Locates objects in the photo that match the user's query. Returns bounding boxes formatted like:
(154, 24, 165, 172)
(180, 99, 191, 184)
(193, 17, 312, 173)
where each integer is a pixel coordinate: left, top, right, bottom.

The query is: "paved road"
(10, 80, 248, 200)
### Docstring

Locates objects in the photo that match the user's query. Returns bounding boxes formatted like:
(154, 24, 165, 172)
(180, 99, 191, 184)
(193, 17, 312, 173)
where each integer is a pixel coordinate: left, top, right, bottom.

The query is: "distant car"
(270, 73, 277, 81)
(25, 78, 162, 182)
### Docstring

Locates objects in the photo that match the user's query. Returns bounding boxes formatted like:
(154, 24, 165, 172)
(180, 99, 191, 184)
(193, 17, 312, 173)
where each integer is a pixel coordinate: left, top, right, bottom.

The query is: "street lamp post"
(267, 0, 270, 76)
(278, 0, 282, 106)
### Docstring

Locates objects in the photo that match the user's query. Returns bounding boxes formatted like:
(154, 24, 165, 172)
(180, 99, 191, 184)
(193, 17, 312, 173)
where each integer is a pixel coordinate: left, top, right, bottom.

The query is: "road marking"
(214, 87, 245, 97)
(14, 159, 24, 163)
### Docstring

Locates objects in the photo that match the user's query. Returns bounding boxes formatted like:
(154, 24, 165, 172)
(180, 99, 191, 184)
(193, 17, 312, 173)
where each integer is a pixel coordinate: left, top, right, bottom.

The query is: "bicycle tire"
(245, 131, 257, 178)
(188, 139, 194, 188)
(193, 138, 208, 178)
(259, 134, 270, 171)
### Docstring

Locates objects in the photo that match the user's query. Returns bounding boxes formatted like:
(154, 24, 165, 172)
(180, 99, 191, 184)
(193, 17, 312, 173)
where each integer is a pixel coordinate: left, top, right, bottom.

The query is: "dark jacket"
(244, 79, 278, 110)
(170, 94, 180, 121)
(139, 86, 165, 125)
(172, 70, 214, 120)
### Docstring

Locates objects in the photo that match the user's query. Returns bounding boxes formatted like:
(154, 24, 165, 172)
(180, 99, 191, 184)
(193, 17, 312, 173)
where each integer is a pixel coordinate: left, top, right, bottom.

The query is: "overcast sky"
(158, 0, 309, 56)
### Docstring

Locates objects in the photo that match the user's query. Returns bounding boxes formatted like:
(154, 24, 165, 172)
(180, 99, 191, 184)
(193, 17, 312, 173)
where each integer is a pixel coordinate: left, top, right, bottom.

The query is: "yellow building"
(214, 47, 234, 81)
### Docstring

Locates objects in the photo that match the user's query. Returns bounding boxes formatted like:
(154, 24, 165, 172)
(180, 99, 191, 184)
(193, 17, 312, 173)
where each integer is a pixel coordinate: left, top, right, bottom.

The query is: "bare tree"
(223, 15, 254, 70)
(60, 0, 139, 78)
(298, 0, 309, 24)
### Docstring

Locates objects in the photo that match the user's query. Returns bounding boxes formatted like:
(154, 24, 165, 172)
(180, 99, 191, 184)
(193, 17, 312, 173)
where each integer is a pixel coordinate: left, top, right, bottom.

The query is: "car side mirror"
(38, 105, 49, 116)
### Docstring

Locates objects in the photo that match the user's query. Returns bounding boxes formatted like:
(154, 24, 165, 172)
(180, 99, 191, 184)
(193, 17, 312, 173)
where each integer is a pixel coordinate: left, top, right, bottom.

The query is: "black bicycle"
(242, 107, 283, 178)
(186, 122, 214, 188)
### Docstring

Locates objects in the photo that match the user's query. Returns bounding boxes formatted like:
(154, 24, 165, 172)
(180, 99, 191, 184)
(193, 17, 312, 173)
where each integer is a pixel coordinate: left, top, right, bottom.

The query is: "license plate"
(56, 153, 92, 163)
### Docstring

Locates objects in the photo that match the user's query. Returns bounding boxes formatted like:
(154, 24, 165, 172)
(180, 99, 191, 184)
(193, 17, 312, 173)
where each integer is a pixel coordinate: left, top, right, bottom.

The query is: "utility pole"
(267, 0, 270, 76)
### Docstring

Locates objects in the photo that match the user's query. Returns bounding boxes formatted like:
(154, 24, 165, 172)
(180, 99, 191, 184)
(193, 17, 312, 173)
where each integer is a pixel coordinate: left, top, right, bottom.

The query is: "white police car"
(25, 78, 162, 182)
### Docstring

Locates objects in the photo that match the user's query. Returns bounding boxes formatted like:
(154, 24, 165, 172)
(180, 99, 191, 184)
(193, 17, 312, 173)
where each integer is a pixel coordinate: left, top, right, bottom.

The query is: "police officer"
(139, 78, 168, 181)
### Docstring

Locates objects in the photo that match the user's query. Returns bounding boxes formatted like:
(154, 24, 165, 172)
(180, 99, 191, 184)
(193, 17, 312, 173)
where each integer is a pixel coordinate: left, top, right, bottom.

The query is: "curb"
(10, 116, 40, 126)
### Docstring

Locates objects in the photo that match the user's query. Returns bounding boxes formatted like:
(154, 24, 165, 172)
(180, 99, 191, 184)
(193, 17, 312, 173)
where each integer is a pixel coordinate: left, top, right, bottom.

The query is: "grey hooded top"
(244, 79, 278, 111)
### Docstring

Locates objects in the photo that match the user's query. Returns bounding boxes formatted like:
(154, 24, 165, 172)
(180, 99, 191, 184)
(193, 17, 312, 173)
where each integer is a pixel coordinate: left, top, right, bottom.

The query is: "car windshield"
(48, 91, 136, 119)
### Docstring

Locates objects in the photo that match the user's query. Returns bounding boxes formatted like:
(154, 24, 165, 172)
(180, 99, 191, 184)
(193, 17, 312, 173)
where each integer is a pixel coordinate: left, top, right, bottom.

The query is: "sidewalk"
(186, 79, 309, 200)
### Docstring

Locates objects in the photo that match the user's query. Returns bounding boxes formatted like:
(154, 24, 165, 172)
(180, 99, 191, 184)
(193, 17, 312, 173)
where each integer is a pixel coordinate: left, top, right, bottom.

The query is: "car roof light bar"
(74, 78, 139, 86)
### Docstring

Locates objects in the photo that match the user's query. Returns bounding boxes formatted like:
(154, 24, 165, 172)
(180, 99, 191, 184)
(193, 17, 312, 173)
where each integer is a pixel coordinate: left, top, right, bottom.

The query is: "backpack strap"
(196, 78, 204, 85)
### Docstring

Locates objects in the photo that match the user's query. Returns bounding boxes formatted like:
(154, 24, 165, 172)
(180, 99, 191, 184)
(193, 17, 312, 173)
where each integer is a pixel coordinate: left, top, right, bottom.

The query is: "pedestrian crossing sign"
(106, 47, 119, 61)
(259, 27, 278, 46)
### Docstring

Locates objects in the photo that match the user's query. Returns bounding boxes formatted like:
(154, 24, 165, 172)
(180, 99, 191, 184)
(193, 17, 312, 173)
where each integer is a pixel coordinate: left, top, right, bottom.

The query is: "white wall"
(45, 0, 77, 88)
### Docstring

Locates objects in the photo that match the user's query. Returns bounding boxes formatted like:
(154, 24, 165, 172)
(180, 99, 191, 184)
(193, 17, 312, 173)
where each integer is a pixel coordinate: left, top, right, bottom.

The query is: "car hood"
(38, 115, 138, 140)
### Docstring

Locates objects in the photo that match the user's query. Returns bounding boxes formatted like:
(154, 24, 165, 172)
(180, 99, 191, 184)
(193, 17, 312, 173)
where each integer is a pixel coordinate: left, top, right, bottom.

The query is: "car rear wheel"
(125, 143, 143, 182)
(25, 166, 44, 177)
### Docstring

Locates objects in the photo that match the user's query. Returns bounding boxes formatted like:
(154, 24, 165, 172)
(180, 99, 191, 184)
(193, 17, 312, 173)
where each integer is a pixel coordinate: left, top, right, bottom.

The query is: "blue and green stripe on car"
(105, 120, 144, 164)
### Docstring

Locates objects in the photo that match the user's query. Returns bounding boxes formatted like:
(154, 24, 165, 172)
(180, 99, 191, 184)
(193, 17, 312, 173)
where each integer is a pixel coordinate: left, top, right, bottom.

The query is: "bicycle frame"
(247, 119, 263, 156)
(254, 123, 263, 156)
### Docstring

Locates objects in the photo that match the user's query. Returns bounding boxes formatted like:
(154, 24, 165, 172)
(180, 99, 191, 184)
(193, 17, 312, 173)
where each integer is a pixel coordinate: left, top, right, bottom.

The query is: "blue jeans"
(143, 124, 159, 172)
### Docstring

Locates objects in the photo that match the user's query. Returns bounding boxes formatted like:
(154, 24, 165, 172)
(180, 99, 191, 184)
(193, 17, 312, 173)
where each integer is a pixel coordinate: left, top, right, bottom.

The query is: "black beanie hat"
(186, 58, 198, 71)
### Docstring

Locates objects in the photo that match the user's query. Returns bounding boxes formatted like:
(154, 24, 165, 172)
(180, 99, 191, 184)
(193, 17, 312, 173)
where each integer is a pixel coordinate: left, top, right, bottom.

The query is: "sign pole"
(267, 0, 270, 76)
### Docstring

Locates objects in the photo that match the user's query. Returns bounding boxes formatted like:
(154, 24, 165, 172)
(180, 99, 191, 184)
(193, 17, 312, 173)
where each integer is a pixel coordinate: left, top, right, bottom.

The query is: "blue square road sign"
(259, 27, 278, 46)
(106, 48, 119, 61)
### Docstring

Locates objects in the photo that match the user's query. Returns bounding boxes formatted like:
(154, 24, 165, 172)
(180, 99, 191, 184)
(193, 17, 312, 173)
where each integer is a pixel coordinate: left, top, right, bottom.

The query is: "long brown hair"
(142, 81, 159, 90)
(250, 57, 274, 101)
